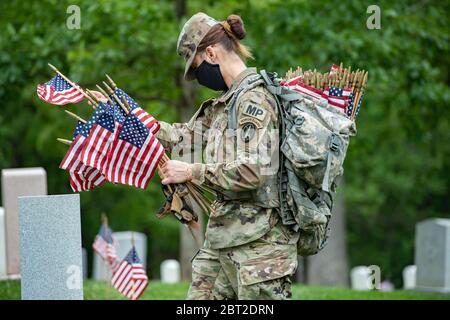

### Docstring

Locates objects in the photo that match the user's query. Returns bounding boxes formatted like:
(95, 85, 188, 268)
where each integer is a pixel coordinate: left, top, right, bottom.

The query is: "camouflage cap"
(177, 12, 220, 81)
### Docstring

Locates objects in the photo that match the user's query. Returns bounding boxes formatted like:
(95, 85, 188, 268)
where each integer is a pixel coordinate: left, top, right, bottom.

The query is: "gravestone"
(415, 218, 450, 293)
(2, 167, 47, 275)
(93, 231, 147, 280)
(306, 190, 349, 287)
(403, 265, 417, 290)
(0, 207, 6, 276)
(82, 248, 87, 279)
(161, 259, 180, 283)
(350, 266, 370, 290)
(19, 194, 83, 300)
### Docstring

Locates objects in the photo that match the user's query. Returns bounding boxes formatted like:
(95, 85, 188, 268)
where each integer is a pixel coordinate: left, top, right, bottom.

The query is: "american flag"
(60, 112, 106, 192)
(324, 86, 352, 110)
(96, 101, 128, 177)
(114, 88, 160, 133)
(330, 63, 340, 75)
(106, 113, 164, 189)
(111, 246, 148, 300)
(92, 224, 119, 269)
(283, 81, 328, 105)
(37, 74, 85, 105)
(346, 92, 363, 118)
(79, 106, 116, 173)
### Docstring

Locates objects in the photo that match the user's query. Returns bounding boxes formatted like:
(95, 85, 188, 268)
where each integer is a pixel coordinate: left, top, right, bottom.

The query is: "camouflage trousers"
(187, 221, 298, 300)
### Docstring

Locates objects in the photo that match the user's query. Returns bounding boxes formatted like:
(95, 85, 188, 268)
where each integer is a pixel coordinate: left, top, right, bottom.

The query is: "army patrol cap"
(177, 12, 220, 81)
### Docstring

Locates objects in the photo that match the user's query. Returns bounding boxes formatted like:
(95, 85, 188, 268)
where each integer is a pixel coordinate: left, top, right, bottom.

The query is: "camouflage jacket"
(157, 67, 283, 249)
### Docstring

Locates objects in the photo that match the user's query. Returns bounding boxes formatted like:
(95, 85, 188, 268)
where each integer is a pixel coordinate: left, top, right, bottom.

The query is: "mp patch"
(242, 103, 267, 122)
(241, 122, 257, 142)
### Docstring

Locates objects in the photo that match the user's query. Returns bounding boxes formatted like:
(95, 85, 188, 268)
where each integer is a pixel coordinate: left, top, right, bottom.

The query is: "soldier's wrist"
(190, 163, 206, 185)
(186, 164, 193, 182)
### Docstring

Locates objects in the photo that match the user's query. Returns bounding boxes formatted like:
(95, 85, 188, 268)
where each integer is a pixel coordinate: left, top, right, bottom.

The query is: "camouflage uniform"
(157, 12, 299, 300)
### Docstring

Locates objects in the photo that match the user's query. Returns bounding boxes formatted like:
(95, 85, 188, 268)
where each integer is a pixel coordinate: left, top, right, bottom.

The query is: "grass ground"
(1, 280, 449, 300)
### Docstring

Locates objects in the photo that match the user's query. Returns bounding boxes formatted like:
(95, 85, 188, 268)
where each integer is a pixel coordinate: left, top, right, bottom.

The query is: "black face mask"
(194, 60, 228, 91)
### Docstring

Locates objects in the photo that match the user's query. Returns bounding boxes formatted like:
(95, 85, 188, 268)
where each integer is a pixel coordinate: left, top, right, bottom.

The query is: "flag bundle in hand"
(37, 74, 85, 105)
(106, 113, 164, 188)
(55, 82, 163, 192)
(111, 246, 148, 300)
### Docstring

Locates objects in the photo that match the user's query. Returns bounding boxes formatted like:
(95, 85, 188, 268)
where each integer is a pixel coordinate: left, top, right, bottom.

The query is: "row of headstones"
(350, 265, 417, 291)
(0, 167, 449, 298)
(348, 217, 450, 292)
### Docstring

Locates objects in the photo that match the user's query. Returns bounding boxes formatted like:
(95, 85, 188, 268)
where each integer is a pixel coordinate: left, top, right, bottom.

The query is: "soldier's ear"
(204, 45, 217, 63)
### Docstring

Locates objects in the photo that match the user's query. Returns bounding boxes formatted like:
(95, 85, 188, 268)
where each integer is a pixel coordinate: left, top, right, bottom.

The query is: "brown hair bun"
(226, 14, 246, 40)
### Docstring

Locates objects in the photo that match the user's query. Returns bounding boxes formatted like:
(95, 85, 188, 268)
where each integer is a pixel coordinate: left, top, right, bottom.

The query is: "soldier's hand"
(89, 90, 108, 103)
(160, 160, 193, 185)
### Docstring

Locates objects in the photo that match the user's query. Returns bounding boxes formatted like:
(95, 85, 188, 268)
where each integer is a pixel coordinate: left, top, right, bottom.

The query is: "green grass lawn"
(1, 280, 449, 300)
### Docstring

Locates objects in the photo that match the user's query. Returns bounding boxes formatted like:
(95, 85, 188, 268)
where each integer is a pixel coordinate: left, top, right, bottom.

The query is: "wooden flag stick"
(105, 74, 117, 89)
(187, 223, 202, 249)
(64, 110, 87, 124)
(47, 63, 97, 106)
(102, 82, 129, 114)
(101, 212, 108, 226)
(350, 90, 362, 120)
(57, 138, 72, 146)
(96, 84, 115, 105)
(121, 96, 132, 112)
(346, 66, 352, 87)
(350, 71, 368, 121)
(85, 89, 102, 105)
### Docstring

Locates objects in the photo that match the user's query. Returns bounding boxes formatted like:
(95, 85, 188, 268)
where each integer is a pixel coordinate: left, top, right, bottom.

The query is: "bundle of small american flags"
(281, 63, 368, 121)
(37, 71, 164, 193)
(93, 220, 149, 300)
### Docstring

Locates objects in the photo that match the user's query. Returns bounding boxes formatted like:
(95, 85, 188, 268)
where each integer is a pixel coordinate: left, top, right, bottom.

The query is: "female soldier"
(157, 12, 299, 300)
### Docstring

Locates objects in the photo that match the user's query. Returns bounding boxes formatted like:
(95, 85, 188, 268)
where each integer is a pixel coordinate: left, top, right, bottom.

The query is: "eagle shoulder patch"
(240, 122, 257, 142)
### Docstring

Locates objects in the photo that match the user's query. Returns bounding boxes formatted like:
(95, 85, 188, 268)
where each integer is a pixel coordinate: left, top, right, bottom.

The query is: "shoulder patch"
(239, 116, 263, 129)
(242, 102, 267, 122)
(240, 122, 257, 142)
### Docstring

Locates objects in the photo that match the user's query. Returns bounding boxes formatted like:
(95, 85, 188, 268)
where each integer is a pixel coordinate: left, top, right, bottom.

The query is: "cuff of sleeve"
(190, 163, 206, 186)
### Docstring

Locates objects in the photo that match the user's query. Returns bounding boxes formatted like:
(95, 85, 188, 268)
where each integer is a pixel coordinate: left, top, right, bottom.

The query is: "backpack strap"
(227, 74, 265, 130)
(321, 133, 342, 192)
(260, 70, 304, 102)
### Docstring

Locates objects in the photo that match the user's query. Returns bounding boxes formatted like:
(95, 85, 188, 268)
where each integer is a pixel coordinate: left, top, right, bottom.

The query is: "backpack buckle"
(329, 134, 341, 152)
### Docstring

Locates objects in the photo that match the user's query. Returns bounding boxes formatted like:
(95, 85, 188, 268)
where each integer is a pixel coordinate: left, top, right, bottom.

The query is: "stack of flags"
(37, 72, 164, 193)
(281, 63, 368, 120)
(92, 218, 149, 300)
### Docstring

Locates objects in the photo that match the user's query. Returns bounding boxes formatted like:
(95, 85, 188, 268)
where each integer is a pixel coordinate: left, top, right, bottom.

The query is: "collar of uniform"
(215, 67, 258, 105)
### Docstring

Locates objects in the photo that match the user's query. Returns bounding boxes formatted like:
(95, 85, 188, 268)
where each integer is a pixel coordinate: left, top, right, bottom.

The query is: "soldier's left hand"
(160, 160, 193, 185)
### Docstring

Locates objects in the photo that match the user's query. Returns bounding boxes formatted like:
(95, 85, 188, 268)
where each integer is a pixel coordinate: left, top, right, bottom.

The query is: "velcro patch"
(242, 103, 267, 122)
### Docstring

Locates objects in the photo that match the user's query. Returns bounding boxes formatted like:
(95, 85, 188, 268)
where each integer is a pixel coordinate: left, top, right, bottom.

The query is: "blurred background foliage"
(0, 0, 448, 286)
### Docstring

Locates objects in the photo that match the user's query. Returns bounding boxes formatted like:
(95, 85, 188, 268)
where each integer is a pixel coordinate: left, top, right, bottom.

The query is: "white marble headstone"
(403, 265, 417, 290)
(350, 266, 370, 290)
(2, 167, 47, 275)
(19, 194, 83, 300)
(0, 207, 6, 276)
(415, 218, 450, 293)
(93, 231, 147, 280)
(161, 259, 180, 283)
